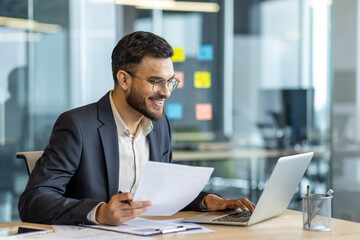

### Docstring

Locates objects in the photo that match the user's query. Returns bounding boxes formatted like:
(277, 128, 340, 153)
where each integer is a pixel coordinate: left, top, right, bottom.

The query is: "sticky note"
(175, 71, 184, 88)
(198, 44, 214, 61)
(196, 103, 213, 120)
(194, 71, 211, 88)
(166, 103, 183, 119)
(172, 48, 186, 62)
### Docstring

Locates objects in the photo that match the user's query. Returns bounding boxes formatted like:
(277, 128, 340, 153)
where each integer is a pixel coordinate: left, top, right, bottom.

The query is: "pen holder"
(302, 194, 333, 231)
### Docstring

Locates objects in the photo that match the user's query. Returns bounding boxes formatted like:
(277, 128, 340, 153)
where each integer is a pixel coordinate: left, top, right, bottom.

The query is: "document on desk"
(87, 218, 212, 236)
(133, 161, 214, 216)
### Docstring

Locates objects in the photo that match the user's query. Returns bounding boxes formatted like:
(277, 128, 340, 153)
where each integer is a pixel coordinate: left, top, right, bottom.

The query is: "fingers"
(96, 193, 152, 225)
(223, 199, 246, 210)
(204, 194, 256, 212)
(117, 192, 133, 202)
(237, 198, 255, 212)
(106, 204, 147, 225)
(226, 198, 255, 212)
(121, 200, 152, 210)
(116, 192, 151, 208)
(120, 207, 148, 217)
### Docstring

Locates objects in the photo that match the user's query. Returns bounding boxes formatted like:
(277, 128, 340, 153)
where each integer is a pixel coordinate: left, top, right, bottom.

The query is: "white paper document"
(133, 161, 214, 216)
(88, 218, 212, 236)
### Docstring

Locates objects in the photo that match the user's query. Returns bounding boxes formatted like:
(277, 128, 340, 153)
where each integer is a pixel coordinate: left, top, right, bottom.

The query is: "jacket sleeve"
(18, 112, 99, 225)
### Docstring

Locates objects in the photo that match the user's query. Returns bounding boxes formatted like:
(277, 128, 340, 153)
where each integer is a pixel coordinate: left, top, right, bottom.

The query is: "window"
(0, 0, 332, 222)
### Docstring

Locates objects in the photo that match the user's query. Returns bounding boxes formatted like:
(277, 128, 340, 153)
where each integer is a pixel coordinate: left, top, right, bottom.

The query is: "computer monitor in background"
(258, 89, 314, 148)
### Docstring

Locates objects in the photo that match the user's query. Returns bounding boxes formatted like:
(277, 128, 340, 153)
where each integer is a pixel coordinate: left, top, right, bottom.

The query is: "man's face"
(126, 55, 174, 121)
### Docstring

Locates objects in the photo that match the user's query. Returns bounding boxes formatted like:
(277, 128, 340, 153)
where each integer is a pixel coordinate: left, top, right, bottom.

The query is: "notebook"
(182, 152, 314, 226)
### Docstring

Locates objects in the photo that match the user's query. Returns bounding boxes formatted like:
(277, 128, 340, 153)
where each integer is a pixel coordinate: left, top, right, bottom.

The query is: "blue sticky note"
(198, 44, 214, 61)
(166, 103, 183, 119)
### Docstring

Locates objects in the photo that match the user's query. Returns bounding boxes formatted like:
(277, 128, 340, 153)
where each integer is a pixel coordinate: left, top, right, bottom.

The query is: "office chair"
(16, 151, 43, 175)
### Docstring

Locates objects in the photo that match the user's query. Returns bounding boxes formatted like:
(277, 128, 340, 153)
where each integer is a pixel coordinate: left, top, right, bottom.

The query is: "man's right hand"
(95, 192, 151, 225)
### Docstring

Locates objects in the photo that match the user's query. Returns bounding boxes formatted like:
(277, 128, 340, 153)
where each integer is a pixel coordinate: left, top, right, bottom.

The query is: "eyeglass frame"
(124, 71, 180, 93)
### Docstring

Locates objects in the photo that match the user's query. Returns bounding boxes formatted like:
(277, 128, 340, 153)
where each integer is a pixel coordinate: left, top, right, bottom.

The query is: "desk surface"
(1, 210, 359, 239)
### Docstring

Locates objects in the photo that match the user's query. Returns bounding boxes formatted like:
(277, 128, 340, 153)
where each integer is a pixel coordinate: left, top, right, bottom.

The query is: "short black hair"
(111, 31, 173, 84)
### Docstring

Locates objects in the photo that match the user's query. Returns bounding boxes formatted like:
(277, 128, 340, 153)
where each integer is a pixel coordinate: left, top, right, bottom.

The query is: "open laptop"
(182, 152, 313, 226)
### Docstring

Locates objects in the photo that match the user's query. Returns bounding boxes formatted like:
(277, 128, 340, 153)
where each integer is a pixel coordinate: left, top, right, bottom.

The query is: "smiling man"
(19, 31, 255, 226)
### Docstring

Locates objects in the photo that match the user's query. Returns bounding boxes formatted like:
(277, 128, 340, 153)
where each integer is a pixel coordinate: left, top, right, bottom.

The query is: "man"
(19, 31, 255, 225)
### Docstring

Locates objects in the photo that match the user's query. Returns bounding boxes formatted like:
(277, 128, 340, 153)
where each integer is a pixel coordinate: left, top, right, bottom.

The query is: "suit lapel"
(97, 92, 119, 199)
(148, 125, 161, 162)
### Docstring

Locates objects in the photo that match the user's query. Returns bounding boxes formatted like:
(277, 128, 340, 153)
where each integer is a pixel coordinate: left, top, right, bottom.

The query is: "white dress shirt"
(87, 91, 153, 223)
(109, 91, 153, 193)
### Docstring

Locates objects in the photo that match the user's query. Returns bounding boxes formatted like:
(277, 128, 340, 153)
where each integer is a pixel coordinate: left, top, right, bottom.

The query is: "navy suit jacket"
(18, 92, 207, 225)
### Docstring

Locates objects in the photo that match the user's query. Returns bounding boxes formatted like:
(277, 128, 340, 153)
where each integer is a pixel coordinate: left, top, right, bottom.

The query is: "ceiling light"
(0, 16, 61, 33)
(90, 0, 220, 12)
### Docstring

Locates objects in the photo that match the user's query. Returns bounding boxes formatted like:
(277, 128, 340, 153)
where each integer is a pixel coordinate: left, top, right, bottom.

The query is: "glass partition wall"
(226, 0, 332, 209)
(0, 0, 332, 222)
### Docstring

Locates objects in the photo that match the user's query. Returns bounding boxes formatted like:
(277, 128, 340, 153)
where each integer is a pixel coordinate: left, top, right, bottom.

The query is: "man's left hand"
(204, 194, 255, 212)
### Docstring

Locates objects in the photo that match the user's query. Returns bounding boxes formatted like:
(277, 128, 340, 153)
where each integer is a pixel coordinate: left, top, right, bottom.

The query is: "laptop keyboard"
(213, 210, 252, 222)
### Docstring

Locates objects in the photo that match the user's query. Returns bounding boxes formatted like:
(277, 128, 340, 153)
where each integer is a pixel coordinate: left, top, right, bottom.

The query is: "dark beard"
(126, 85, 166, 121)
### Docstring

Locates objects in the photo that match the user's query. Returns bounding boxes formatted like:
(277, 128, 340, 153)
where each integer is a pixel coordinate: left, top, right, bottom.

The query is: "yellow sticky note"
(196, 103, 213, 120)
(194, 71, 211, 88)
(172, 48, 186, 62)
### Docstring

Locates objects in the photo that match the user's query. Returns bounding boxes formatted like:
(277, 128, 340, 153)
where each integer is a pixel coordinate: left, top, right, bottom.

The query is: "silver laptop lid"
(248, 152, 313, 225)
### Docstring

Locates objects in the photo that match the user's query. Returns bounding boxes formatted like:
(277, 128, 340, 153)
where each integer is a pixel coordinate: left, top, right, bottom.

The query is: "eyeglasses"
(126, 71, 180, 93)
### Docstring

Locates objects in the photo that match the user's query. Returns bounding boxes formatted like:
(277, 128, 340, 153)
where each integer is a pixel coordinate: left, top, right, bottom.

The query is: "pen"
(118, 191, 132, 206)
(304, 188, 334, 226)
(156, 226, 187, 234)
(309, 189, 334, 221)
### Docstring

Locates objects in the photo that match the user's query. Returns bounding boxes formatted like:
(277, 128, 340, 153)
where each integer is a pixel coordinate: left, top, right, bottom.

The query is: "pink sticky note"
(175, 71, 184, 88)
(196, 103, 213, 120)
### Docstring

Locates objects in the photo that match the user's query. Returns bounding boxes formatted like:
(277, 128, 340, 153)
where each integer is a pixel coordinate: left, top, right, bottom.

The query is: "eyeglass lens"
(153, 79, 178, 93)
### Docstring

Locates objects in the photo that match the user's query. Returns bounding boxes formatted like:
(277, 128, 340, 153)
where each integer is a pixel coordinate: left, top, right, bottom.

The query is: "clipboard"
(82, 218, 202, 236)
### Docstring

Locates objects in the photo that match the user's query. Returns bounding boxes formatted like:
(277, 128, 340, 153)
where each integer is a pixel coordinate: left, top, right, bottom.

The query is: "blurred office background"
(0, 0, 358, 223)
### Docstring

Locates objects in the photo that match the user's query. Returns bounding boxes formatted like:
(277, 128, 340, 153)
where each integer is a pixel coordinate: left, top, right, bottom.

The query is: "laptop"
(182, 152, 313, 226)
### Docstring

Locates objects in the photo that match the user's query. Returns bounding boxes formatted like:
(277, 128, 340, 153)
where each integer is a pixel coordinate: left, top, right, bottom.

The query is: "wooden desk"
(150, 210, 360, 239)
(1, 210, 360, 239)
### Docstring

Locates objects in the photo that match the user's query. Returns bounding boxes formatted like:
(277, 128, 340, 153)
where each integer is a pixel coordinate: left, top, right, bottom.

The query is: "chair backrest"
(16, 151, 44, 175)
